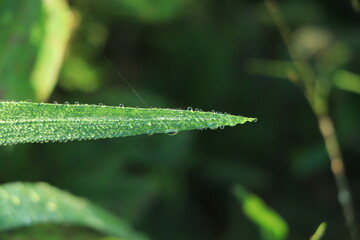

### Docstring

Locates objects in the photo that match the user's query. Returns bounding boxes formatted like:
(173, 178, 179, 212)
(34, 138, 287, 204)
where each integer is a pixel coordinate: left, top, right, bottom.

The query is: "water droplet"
(208, 122, 218, 130)
(195, 108, 200, 111)
(219, 126, 225, 129)
(165, 129, 178, 136)
(211, 110, 216, 113)
(27, 99, 32, 102)
(46, 202, 57, 211)
(64, 101, 69, 105)
(187, 107, 193, 111)
(119, 104, 124, 108)
(53, 101, 58, 104)
(74, 101, 79, 105)
(99, 103, 103, 106)
(253, 118, 258, 122)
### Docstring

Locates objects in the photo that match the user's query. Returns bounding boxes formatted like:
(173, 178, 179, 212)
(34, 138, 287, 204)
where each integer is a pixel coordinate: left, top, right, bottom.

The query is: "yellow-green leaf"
(234, 185, 288, 240)
(309, 222, 327, 240)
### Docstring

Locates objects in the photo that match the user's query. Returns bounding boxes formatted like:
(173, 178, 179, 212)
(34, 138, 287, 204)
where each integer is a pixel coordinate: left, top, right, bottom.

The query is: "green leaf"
(0, 182, 148, 240)
(233, 185, 288, 240)
(333, 70, 360, 95)
(0, 0, 74, 101)
(0, 101, 256, 146)
(309, 222, 327, 240)
(0, 0, 42, 99)
(30, 0, 75, 101)
(0, 224, 124, 240)
(244, 59, 299, 84)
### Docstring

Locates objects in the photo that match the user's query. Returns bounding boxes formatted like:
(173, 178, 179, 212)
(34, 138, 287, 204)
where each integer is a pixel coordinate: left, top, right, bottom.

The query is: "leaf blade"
(309, 222, 327, 240)
(0, 182, 148, 240)
(0, 101, 256, 146)
(233, 185, 288, 240)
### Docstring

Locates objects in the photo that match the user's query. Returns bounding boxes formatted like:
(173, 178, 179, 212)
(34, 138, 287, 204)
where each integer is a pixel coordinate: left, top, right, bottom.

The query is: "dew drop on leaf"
(165, 129, 178, 136)
(208, 122, 218, 130)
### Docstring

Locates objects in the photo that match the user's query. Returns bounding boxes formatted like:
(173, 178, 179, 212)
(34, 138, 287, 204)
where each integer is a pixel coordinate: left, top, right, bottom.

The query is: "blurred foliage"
(310, 222, 327, 240)
(352, 0, 360, 12)
(234, 185, 288, 240)
(333, 70, 360, 95)
(0, 182, 148, 240)
(0, 224, 124, 240)
(0, 0, 74, 101)
(0, 0, 360, 239)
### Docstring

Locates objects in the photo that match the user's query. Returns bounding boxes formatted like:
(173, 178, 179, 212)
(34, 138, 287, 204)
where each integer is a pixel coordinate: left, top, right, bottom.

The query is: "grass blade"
(309, 222, 327, 240)
(234, 185, 288, 240)
(31, 0, 75, 101)
(0, 101, 256, 146)
(0, 0, 74, 101)
(0, 182, 148, 240)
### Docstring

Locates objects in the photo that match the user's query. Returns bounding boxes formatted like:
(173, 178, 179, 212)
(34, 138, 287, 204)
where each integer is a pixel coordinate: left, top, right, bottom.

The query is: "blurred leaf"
(0, 182, 148, 240)
(0, 0, 74, 101)
(352, 0, 360, 12)
(233, 185, 288, 240)
(100, 237, 126, 240)
(244, 59, 297, 82)
(333, 70, 360, 94)
(309, 222, 327, 240)
(0, 101, 256, 146)
(292, 27, 333, 59)
(0, 224, 124, 240)
(0, 0, 42, 99)
(31, 0, 75, 101)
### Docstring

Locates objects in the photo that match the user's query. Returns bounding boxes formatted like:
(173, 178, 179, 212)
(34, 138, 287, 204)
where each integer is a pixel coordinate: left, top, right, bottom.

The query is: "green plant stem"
(263, 0, 358, 239)
(317, 113, 358, 239)
(263, 0, 315, 102)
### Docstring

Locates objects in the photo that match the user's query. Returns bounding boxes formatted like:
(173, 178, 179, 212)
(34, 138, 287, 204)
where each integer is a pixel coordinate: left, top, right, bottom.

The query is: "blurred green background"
(0, 0, 360, 239)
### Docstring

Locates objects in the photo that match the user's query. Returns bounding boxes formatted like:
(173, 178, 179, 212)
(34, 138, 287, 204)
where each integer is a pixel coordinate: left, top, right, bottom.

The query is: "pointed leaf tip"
(0, 101, 256, 146)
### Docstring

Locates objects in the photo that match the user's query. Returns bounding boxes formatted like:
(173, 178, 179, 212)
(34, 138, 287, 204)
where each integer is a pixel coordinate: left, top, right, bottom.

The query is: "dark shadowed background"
(0, 0, 360, 239)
